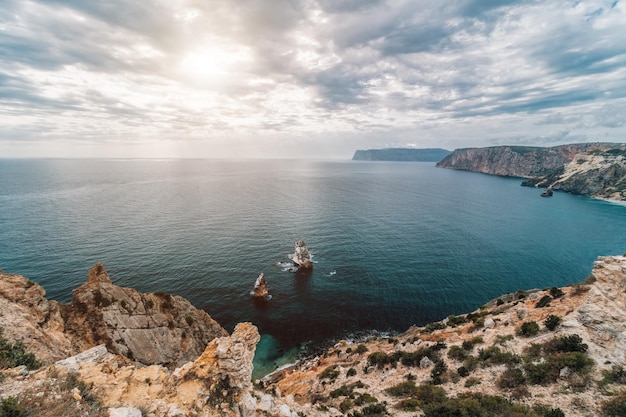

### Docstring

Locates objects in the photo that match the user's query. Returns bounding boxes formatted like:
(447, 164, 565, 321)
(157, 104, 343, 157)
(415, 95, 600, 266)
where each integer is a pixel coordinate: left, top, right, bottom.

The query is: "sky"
(1, 0, 625, 159)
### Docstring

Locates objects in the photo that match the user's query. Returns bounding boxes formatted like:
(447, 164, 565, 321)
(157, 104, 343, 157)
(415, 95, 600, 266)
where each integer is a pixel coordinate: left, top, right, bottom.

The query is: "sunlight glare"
(178, 45, 252, 83)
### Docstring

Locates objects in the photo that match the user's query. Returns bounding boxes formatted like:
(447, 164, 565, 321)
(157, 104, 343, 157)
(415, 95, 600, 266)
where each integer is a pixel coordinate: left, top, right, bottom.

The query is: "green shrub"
(543, 408, 565, 417)
(367, 352, 400, 369)
(413, 384, 447, 405)
(330, 385, 352, 398)
(422, 393, 540, 417)
(398, 398, 422, 411)
(354, 393, 378, 406)
(601, 390, 626, 417)
(457, 366, 469, 377)
(0, 396, 26, 417)
(360, 403, 387, 416)
(544, 334, 587, 354)
(477, 346, 521, 367)
(385, 381, 416, 397)
(517, 321, 540, 337)
(524, 362, 551, 385)
(447, 345, 469, 361)
(535, 295, 552, 308)
(464, 377, 481, 387)
(446, 315, 467, 327)
(355, 344, 369, 354)
(0, 329, 41, 370)
(549, 287, 564, 298)
(319, 366, 340, 380)
(431, 360, 448, 385)
(544, 315, 561, 331)
(600, 365, 626, 388)
(347, 367, 357, 377)
(423, 322, 447, 333)
(497, 368, 526, 389)
(340, 399, 353, 413)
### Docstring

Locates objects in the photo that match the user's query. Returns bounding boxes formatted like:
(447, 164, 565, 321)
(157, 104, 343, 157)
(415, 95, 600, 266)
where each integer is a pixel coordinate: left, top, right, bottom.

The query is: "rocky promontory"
(437, 143, 626, 202)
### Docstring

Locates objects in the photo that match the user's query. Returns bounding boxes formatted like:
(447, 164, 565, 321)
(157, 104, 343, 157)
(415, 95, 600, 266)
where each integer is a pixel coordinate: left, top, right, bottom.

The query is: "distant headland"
(352, 147, 451, 162)
(436, 142, 626, 202)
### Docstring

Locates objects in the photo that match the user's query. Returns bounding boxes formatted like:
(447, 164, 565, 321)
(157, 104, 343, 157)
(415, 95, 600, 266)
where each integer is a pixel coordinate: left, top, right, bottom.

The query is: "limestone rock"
(0, 270, 74, 364)
(54, 344, 111, 373)
(484, 318, 496, 328)
(63, 263, 228, 367)
(109, 408, 143, 417)
(186, 322, 260, 390)
(419, 356, 434, 368)
(577, 255, 626, 365)
(252, 273, 270, 299)
(291, 240, 313, 269)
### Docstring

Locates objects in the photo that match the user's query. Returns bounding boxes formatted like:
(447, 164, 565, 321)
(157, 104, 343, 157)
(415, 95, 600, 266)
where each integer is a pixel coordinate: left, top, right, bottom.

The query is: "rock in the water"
(252, 272, 270, 299)
(291, 240, 313, 269)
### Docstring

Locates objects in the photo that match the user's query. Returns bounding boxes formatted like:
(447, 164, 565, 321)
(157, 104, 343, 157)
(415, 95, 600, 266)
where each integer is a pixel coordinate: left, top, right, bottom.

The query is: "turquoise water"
(1, 159, 625, 375)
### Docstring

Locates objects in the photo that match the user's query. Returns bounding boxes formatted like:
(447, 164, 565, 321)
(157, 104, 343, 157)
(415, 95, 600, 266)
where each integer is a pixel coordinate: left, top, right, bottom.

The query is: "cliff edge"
(2, 256, 626, 416)
(437, 143, 626, 202)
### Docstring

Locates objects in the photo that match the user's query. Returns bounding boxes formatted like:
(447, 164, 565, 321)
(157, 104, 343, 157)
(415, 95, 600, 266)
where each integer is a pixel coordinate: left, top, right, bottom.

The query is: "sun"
(178, 44, 252, 84)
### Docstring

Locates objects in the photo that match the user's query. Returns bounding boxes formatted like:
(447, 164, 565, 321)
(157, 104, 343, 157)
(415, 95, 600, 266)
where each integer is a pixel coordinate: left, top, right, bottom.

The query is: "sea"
(1, 158, 625, 377)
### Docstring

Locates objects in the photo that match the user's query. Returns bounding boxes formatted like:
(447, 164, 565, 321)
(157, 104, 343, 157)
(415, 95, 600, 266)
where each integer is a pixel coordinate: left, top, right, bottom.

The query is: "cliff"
(352, 148, 451, 162)
(521, 148, 626, 202)
(437, 143, 626, 202)
(435, 143, 613, 177)
(2, 256, 626, 417)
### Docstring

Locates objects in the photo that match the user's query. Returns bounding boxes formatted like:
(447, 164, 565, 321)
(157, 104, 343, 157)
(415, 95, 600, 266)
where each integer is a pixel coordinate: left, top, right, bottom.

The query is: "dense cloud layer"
(1, 0, 625, 158)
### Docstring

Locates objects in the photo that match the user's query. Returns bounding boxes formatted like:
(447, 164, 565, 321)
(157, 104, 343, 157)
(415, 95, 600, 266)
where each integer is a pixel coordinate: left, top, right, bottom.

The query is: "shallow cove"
(1, 159, 625, 375)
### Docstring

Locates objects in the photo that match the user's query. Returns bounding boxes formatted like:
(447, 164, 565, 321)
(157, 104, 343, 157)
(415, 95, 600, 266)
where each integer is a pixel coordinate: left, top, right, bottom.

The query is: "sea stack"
(252, 272, 270, 299)
(292, 240, 313, 269)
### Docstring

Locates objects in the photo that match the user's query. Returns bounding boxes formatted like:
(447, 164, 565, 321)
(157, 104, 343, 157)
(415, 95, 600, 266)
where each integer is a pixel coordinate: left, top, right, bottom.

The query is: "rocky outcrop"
(62, 263, 228, 368)
(51, 323, 260, 417)
(352, 148, 451, 162)
(577, 255, 626, 365)
(291, 240, 313, 269)
(252, 273, 270, 299)
(0, 269, 74, 364)
(523, 150, 626, 201)
(436, 143, 616, 178)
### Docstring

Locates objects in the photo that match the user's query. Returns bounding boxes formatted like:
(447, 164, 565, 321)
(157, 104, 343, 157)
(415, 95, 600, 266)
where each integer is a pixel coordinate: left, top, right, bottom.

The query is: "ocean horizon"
(1, 158, 625, 376)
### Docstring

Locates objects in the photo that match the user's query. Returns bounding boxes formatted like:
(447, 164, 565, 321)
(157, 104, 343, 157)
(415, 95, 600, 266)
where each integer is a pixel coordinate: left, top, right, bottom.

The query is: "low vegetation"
(0, 328, 41, 371)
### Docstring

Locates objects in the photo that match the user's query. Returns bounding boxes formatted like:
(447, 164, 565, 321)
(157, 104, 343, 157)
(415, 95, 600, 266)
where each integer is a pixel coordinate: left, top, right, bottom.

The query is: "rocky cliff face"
(523, 150, 626, 201)
(436, 143, 615, 178)
(0, 269, 74, 363)
(63, 263, 228, 368)
(3, 256, 626, 417)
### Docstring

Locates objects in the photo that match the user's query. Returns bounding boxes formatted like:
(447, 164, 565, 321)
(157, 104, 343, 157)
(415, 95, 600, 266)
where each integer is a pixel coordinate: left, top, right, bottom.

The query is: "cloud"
(0, 0, 625, 158)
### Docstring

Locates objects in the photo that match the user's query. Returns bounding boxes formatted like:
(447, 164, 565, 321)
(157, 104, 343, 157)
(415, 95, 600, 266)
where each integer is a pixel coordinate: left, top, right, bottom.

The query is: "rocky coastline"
(436, 143, 626, 202)
(2, 255, 626, 417)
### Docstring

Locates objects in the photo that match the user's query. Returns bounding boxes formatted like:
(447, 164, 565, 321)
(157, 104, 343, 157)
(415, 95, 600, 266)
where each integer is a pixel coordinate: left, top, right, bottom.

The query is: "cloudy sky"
(1, 0, 625, 159)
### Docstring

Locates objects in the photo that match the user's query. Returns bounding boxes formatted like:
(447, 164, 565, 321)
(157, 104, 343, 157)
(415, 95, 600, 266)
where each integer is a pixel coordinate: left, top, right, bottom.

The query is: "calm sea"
(1, 159, 625, 375)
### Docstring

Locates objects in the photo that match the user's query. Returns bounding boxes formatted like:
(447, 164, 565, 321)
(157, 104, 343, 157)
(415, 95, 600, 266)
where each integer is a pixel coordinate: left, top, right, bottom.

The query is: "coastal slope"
(437, 143, 626, 202)
(2, 257, 626, 417)
(352, 148, 451, 162)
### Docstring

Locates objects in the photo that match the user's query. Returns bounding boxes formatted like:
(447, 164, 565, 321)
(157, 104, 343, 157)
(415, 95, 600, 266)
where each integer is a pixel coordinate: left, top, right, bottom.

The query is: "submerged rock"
(252, 272, 270, 299)
(291, 240, 313, 269)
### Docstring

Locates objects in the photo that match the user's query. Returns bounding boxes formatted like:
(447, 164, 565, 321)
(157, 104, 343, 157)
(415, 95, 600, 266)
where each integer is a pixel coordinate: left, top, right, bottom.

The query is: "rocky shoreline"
(2, 255, 626, 416)
(437, 143, 626, 203)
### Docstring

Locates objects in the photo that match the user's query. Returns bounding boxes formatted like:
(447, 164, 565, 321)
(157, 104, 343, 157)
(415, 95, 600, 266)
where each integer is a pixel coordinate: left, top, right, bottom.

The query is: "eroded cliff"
(2, 256, 626, 417)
